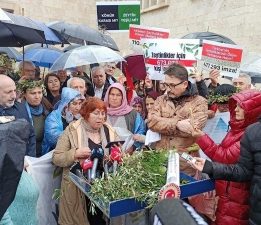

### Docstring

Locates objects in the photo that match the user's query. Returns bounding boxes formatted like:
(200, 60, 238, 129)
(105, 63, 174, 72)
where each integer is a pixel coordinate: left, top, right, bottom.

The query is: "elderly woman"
(178, 90, 261, 225)
(104, 83, 145, 151)
(18, 80, 52, 157)
(130, 96, 145, 119)
(53, 97, 118, 225)
(42, 87, 84, 154)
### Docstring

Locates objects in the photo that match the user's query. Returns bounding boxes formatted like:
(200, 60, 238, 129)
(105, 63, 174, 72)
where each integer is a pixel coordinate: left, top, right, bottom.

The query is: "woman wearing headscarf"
(104, 83, 146, 151)
(42, 87, 84, 154)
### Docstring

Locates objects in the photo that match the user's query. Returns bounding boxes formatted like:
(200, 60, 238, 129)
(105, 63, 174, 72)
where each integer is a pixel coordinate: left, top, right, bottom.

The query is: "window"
(2, 8, 14, 14)
(141, 0, 169, 13)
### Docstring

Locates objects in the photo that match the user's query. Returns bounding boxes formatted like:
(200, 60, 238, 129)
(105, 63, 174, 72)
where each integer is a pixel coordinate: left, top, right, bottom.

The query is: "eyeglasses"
(163, 81, 184, 89)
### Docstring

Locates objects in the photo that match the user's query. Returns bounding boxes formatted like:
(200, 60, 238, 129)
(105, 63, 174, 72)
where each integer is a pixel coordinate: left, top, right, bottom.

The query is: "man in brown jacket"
(147, 63, 208, 175)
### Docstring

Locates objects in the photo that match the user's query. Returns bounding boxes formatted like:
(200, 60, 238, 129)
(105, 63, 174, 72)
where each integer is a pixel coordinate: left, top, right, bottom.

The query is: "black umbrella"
(182, 32, 236, 46)
(0, 11, 45, 47)
(48, 21, 119, 51)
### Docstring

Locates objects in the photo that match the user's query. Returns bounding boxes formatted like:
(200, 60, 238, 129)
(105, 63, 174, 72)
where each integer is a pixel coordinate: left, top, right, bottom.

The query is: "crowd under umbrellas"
(2, 6, 261, 225)
(0, 8, 122, 75)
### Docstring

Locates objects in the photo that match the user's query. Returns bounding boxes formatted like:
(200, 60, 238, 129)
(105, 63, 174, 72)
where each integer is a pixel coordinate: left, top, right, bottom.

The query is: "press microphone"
(110, 146, 122, 175)
(81, 159, 93, 182)
(90, 148, 104, 180)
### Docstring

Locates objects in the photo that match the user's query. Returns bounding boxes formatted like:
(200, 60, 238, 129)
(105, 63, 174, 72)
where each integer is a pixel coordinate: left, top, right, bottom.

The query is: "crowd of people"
(0, 51, 261, 225)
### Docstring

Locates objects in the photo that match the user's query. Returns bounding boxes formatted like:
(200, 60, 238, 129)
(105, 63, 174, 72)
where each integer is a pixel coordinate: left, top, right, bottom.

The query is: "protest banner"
(25, 151, 61, 225)
(96, 1, 140, 31)
(201, 40, 243, 78)
(142, 39, 200, 80)
(129, 24, 169, 53)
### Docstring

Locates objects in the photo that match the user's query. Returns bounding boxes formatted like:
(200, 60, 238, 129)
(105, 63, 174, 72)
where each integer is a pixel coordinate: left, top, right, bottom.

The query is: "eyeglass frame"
(163, 81, 185, 89)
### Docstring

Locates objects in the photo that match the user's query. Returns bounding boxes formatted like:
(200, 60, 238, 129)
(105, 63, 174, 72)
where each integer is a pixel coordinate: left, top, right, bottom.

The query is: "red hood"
(229, 90, 261, 130)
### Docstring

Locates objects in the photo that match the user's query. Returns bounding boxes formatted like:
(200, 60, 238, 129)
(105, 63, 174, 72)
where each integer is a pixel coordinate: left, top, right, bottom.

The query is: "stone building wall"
(1, 0, 261, 54)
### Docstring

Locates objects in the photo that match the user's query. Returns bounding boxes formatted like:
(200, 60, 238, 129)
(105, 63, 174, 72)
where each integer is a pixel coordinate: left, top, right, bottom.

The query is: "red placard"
(202, 43, 242, 62)
(129, 25, 169, 40)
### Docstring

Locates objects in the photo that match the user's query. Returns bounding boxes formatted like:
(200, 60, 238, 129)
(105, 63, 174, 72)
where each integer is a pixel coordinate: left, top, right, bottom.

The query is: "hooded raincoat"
(196, 90, 261, 225)
(42, 87, 82, 154)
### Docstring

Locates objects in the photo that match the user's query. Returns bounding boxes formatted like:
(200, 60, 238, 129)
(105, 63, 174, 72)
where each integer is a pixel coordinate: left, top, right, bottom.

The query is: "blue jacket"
(0, 102, 36, 157)
(42, 88, 82, 155)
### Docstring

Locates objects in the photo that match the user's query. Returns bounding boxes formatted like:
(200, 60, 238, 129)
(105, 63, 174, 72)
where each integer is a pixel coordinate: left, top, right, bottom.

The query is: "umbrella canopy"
(23, 43, 62, 53)
(63, 44, 81, 52)
(0, 11, 45, 47)
(32, 19, 68, 45)
(0, 47, 22, 60)
(19, 48, 63, 68)
(118, 54, 147, 80)
(48, 21, 119, 51)
(50, 45, 125, 72)
(181, 32, 236, 46)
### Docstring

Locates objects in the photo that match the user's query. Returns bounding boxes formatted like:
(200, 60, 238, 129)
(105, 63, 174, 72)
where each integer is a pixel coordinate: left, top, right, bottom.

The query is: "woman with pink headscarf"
(104, 83, 146, 151)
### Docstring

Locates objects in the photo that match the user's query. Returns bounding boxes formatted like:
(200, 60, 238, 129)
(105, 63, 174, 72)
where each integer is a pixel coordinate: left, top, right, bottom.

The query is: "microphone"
(81, 159, 93, 182)
(90, 148, 104, 180)
(110, 146, 122, 175)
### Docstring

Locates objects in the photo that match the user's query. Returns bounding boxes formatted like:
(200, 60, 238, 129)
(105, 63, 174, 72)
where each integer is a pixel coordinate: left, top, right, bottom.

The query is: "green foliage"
(17, 79, 47, 96)
(89, 151, 168, 209)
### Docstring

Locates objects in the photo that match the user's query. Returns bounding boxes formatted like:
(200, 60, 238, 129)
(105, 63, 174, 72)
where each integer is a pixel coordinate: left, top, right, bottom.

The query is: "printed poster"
(200, 40, 243, 78)
(129, 24, 169, 53)
(142, 38, 200, 80)
(96, 1, 140, 31)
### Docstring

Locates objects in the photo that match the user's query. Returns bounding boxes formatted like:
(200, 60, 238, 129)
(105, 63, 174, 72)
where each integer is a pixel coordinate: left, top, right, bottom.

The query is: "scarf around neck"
(80, 119, 109, 155)
(29, 104, 44, 116)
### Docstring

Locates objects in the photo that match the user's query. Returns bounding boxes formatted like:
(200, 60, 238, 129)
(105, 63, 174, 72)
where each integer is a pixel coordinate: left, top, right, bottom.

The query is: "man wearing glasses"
(18, 61, 36, 80)
(147, 63, 208, 176)
(104, 62, 117, 84)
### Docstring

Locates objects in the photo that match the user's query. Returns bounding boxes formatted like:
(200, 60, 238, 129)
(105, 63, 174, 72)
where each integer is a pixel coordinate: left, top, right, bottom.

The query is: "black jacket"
(0, 102, 36, 157)
(203, 119, 261, 225)
(0, 119, 30, 219)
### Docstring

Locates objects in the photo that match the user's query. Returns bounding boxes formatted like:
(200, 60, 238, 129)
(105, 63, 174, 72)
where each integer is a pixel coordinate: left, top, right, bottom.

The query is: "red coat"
(196, 90, 261, 225)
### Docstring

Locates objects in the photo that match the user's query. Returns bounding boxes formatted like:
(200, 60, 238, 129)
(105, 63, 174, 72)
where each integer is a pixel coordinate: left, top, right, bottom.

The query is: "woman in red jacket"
(178, 90, 261, 225)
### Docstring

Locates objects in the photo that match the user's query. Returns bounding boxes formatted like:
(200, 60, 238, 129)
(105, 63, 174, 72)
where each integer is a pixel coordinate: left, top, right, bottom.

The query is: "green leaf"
(52, 188, 61, 200)
(53, 166, 63, 179)
(192, 45, 199, 50)
(186, 47, 193, 53)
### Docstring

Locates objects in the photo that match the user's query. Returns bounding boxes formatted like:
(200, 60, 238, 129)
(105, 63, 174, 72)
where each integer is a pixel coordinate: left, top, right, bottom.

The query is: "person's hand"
(133, 134, 145, 143)
(176, 119, 194, 134)
(209, 69, 220, 86)
(191, 128, 205, 138)
(207, 110, 216, 119)
(75, 147, 91, 160)
(188, 157, 206, 172)
(125, 146, 134, 155)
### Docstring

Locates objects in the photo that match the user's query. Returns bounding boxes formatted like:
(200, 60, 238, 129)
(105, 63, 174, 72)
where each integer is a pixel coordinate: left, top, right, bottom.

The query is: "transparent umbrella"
(50, 45, 125, 72)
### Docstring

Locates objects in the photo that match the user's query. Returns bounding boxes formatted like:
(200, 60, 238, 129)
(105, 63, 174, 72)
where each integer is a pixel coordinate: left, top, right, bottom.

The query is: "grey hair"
(234, 73, 252, 85)
(67, 77, 86, 88)
(91, 66, 105, 75)
(18, 61, 35, 71)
